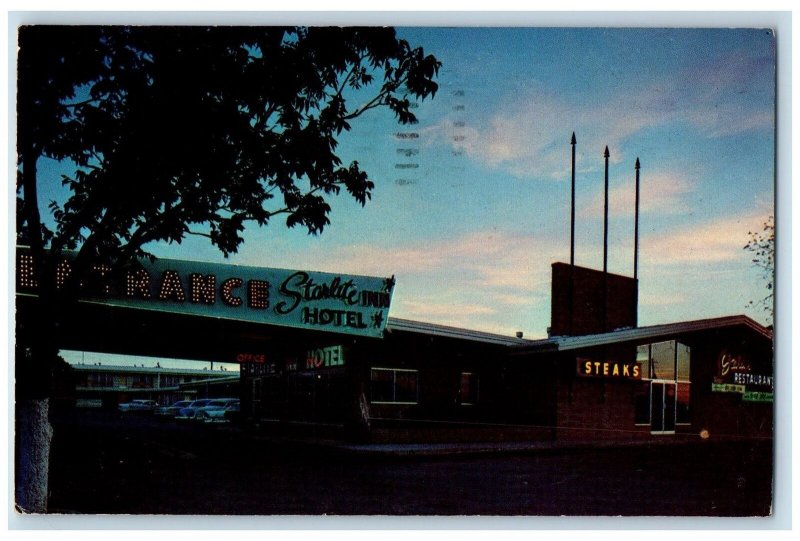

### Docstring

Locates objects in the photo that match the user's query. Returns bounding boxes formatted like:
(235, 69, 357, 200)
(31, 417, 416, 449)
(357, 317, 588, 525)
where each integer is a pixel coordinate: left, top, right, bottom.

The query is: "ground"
(42, 409, 773, 516)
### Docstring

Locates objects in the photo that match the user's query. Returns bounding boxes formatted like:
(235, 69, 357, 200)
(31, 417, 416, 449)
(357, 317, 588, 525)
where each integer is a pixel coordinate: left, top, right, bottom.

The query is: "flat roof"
(386, 317, 541, 347)
(386, 314, 771, 352)
(69, 363, 237, 377)
(519, 315, 773, 353)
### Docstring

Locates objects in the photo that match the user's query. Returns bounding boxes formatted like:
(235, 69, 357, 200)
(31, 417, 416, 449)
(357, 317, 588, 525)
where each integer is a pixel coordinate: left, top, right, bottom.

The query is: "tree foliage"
(17, 25, 441, 511)
(744, 215, 774, 320)
(17, 26, 441, 267)
(15, 25, 440, 399)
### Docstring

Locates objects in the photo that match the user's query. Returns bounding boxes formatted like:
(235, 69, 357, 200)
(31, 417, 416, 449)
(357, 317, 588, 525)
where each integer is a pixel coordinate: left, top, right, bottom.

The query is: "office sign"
(16, 248, 394, 338)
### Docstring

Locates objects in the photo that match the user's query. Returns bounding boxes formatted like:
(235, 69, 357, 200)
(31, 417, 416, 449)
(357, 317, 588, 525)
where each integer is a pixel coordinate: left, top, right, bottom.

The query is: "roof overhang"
(512, 315, 773, 355)
(385, 317, 547, 348)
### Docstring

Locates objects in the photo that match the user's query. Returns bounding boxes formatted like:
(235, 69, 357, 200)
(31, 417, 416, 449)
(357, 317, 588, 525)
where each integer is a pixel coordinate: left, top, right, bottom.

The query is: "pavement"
(42, 410, 775, 515)
(236, 422, 767, 458)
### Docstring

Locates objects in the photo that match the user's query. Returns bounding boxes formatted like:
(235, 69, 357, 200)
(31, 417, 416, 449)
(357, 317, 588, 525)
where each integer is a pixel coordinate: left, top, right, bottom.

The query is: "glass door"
(651, 381, 676, 434)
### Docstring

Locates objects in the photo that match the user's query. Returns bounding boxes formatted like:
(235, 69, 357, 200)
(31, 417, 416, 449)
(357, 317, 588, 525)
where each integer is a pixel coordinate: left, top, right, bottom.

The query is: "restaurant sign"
(711, 383, 746, 394)
(16, 248, 394, 338)
(577, 358, 641, 379)
(713, 349, 773, 393)
(742, 391, 773, 403)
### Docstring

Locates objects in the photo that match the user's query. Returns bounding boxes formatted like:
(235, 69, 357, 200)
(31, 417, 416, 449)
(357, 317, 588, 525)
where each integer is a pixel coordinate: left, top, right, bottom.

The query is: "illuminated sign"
(236, 353, 266, 364)
(576, 358, 641, 379)
(711, 383, 746, 394)
(713, 349, 773, 393)
(716, 349, 752, 380)
(16, 248, 394, 338)
(240, 361, 280, 377)
(732, 373, 773, 389)
(304, 345, 345, 370)
(742, 391, 773, 403)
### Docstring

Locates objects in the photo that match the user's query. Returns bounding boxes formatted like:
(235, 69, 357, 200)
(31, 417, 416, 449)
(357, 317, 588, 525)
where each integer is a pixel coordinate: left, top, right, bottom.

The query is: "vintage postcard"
(12, 15, 782, 524)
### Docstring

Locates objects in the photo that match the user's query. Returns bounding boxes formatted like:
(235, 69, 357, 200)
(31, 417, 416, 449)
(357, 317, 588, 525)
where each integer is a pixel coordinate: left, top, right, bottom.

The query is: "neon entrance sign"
(16, 248, 394, 338)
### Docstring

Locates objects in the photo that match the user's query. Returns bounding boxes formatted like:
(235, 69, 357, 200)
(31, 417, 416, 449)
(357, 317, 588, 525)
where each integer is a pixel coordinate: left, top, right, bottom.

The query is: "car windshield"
(189, 400, 212, 407)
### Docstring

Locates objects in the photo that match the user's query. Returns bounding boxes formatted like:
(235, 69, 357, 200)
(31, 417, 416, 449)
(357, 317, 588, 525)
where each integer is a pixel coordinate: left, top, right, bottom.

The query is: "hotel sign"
(304, 345, 345, 370)
(577, 358, 641, 379)
(16, 248, 394, 338)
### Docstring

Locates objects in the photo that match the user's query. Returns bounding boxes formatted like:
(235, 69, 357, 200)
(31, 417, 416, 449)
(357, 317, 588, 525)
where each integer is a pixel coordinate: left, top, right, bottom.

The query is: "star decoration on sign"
(383, 275, 396, 293)
(371, 311, 385, 328)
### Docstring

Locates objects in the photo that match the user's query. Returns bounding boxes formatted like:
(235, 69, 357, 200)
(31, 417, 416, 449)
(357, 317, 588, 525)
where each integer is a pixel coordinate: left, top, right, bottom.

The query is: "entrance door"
(650, 381, 676, 434)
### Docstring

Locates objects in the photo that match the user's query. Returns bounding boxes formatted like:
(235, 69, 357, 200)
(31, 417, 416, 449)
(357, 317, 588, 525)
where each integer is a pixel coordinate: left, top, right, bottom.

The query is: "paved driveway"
(45, 409, 773, 516)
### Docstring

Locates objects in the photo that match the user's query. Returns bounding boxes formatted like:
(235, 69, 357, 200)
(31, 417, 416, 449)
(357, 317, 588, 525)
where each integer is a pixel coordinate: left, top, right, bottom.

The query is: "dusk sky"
(35, 26, 776, 344)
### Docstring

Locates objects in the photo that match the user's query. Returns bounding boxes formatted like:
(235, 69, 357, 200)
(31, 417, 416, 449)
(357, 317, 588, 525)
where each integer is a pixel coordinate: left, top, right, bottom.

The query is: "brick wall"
(555, 377, 649, 442)
(550, 262, 637, 336)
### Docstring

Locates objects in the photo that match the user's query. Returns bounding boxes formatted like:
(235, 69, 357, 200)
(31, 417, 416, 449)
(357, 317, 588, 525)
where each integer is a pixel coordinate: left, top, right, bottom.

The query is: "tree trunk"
(14, 398, 53, 513)
(17, 101, 58, 514)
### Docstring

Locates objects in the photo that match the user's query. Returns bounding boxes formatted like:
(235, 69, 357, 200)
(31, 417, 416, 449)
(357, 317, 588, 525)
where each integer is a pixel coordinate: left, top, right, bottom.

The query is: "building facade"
(239, 313, 773, 444)
(17, 248, 773, 444)
(70, 364, 239, 408)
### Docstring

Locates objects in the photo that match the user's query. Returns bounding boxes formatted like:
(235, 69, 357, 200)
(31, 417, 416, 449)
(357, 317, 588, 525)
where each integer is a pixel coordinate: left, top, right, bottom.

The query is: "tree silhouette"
(744, 215, 774, 322)
(15, 25, 440, 512)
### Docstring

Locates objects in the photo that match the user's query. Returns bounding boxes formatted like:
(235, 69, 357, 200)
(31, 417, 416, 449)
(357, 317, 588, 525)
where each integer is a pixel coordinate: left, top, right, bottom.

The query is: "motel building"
(68, 363, 239, 410)
(16, 246, 773, 445)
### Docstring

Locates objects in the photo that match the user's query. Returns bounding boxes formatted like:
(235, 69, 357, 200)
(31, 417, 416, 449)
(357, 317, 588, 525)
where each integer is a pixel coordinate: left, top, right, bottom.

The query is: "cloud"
(642, 211, 769, 266)
(434, 49, 773, 180)
(266, 230, 560, 327)
(638, 291, 687, 307)
(581, 171, 695, 218)
(306, 230, 557, 289)
(397, 299, 496, 320)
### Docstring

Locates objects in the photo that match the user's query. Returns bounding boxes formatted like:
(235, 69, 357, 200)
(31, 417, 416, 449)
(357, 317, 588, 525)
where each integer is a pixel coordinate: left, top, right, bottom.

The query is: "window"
(676, 382, 691, 425)
(676, 343, 691, 381)
(634, 381, 650, 425)
(636, 345, 651, 379)
(676, 343, 691, 425)
(651, 341, 676, 380)
(459, 372, 479, 405)
(634, 340, 692, 428)
(370, 368, 418, 404)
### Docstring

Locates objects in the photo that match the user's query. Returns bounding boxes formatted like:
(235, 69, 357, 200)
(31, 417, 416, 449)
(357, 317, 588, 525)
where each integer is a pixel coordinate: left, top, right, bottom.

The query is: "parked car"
(223, 401, 241, 423)
(174, 399, 215, 420)
(118, 399, 158, 413)
(196, 400, 240, 423)
(155, 400, 194, 418)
